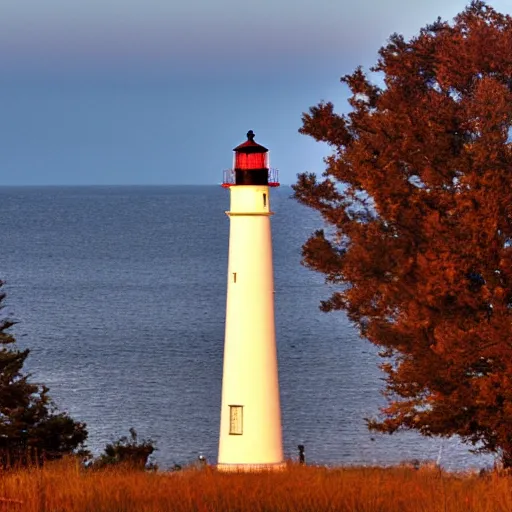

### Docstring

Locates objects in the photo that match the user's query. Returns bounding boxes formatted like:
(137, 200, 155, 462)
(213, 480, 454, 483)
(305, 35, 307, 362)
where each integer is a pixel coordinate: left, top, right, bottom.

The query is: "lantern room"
(222, 131, 279, 187)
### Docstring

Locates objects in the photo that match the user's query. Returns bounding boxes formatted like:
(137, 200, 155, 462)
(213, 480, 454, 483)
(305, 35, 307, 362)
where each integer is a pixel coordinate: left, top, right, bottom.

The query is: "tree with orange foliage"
(294, 1, 512, 466)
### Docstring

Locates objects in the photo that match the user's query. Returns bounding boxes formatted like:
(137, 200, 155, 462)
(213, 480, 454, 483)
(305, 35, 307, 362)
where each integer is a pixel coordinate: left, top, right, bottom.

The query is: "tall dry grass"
(0, 459, 510, 511)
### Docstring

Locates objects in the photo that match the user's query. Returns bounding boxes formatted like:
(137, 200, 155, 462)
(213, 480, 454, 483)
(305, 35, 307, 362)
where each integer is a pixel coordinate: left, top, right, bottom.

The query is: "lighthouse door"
(229, 405, 243, 435)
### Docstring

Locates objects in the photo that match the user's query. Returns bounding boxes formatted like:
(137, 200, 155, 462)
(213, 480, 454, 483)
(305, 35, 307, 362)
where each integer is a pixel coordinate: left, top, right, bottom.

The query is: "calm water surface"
(0, 186, 491, 469)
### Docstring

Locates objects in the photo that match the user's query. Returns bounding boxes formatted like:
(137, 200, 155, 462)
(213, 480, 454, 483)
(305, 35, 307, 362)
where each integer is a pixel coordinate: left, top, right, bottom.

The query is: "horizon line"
(0, 183, 294, 188)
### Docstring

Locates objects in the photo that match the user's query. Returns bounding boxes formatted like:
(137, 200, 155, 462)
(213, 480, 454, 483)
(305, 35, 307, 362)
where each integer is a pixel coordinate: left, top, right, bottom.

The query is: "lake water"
(0, 185, 491, 469)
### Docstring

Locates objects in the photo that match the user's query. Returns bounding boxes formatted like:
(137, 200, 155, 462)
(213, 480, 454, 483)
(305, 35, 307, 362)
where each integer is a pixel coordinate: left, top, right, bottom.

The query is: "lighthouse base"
(217, 461, 286, 473)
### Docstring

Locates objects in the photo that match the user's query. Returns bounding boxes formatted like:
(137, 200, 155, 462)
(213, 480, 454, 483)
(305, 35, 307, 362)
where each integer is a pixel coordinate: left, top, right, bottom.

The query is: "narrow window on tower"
(233, 272, 237, 283)
(263, 193, 267, 207)
(229, 405, 243, 435)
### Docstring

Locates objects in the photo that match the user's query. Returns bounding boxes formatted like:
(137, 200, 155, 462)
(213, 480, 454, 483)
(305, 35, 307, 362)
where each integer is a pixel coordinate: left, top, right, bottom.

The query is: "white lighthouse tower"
(218, 130, 284, 471)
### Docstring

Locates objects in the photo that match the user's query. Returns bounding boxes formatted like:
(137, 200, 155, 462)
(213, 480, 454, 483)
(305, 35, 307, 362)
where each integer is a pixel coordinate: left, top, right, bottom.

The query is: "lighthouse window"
(263, 193, 267, 207)
(229, 405, 243, 435)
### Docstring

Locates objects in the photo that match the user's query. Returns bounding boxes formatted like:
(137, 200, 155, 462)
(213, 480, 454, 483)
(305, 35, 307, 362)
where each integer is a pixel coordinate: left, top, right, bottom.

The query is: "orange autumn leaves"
(294, 2, 512, 465)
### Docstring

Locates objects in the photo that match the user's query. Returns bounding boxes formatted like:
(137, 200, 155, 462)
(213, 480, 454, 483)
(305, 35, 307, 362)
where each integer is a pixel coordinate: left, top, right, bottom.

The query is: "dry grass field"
(0, 459, 509, 511)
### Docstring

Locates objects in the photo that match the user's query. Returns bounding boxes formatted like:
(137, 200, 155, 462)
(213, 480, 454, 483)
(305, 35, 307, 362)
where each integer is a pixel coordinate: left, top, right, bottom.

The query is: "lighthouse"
(218, 131, 284, 471)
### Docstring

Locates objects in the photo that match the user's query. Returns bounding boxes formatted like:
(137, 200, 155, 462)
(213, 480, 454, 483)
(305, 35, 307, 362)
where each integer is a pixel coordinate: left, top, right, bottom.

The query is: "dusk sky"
(1, 0, 510, 185)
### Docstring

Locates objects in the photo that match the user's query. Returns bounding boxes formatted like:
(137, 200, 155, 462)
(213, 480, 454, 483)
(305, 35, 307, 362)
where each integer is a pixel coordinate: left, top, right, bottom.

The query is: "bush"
(91, 428, 156, 470)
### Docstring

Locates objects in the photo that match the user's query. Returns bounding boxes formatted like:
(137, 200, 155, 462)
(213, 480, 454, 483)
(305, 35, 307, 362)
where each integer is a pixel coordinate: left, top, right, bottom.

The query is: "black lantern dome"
(232, 130, 269, 186)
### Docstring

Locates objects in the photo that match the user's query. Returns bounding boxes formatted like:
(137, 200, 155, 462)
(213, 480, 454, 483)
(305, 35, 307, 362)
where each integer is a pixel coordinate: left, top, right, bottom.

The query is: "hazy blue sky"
(1, 0, 510, 185)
